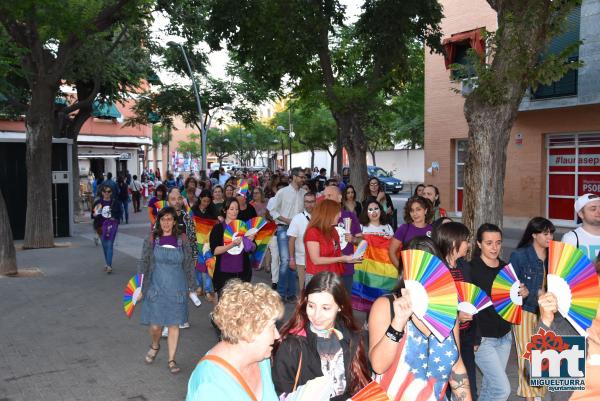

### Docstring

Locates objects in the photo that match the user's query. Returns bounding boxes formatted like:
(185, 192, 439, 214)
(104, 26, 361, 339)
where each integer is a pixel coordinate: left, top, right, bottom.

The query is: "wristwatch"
(385, 325, 404, 342)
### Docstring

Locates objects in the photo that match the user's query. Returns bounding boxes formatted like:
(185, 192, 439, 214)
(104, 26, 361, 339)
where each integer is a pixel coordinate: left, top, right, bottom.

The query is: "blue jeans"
(100, 237, 115, 267)
(276, 225, 296, 298)
(475, 331, 512, 401)
(121, 199, 129, 223)
(196, 271, 213, 293)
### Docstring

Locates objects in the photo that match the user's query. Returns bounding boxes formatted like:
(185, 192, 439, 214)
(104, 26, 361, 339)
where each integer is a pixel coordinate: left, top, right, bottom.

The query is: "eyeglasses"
(368, 207, 380, 212)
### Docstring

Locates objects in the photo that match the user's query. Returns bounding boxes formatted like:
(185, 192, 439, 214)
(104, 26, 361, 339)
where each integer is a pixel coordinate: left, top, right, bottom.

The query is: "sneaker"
(105, 266, 112, 274)
(179, 322, 190, 329)
(94, 236, 99, 246)
(161, 327, 168, 337)
(271, 283, 278, 290)
(206, 292, 217, 304)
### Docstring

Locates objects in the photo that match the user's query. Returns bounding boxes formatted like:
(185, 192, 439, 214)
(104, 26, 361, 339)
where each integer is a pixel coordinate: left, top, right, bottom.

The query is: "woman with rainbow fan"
(136, 207, 197, 375)
(433, 222, 478, 401)
(368, 236, 472, 401)
(469, 224, 514, 401)
(510, 217, 555, 401)
(272, 272, 370, 401)
(209, 198, 256, 296)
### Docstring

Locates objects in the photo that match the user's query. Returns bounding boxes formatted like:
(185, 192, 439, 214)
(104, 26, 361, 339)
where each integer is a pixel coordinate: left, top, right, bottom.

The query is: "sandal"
(168, 360, 180, 374)
(145, 344, 160, 364)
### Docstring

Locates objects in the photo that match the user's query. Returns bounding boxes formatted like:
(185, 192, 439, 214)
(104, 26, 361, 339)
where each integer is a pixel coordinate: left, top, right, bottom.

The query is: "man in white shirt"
(287, 192, 316, 292)
(267, 167, 307, 302)
(218, 167, 230, 186)
(562, 193, 600, 260)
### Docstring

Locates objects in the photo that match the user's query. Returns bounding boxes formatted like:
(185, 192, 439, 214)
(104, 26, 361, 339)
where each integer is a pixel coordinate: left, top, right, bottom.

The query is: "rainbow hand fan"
(123, 273, 143, 318)
(224, 220, 248, 255)
(456, 282, 493, 315)
(154, 200, 167, 211)
(245, 216, 267, 237)
(491, 263, 523, 324)
(350, 381, 390, 401)
(547, 240, 600, 336)
(237, 179, 249, 196)
(400, 249, 458, 342)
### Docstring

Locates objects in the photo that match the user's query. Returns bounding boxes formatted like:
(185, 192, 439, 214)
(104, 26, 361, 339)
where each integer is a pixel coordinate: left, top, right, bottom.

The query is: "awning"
(442, 28, 485, 69)
(92, 101, 122, 119)
(78, 155, 120, 159)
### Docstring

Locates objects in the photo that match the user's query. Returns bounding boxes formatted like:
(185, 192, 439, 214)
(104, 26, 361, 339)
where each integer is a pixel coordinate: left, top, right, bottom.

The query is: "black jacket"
(272, 322, 361, 401)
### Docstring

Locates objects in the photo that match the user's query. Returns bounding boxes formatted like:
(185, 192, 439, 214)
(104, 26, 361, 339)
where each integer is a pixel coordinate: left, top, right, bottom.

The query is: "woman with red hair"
(272, 272, 370, 400)
(303, 199, 360, 286)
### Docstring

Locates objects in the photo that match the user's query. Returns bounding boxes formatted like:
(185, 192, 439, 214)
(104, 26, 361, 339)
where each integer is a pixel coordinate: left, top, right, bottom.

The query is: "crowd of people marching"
(90, 165, 600, 401)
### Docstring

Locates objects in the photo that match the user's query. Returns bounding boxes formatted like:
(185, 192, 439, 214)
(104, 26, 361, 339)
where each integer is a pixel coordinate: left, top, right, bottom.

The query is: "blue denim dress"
(141, 241, 188, 326)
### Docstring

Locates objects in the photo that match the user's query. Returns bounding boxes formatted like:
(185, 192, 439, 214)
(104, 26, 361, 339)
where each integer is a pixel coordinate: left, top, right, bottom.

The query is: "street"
(0, 206, 534, 401)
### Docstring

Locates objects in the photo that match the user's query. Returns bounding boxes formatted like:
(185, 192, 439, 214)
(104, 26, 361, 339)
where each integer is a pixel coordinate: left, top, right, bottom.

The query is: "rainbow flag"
(250, 221, 277, 269)
(352, 234, 399, 312)
(192, 216, 218, 245)
(192, 216, 219, 273)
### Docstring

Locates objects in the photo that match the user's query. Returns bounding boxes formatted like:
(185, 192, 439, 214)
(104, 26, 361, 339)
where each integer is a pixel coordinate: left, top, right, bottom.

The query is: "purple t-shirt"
(158, 234, 178, 247)
(339, 210, 361, 276)
(393, 223, 433, 245)
(220, 236, 256, 273)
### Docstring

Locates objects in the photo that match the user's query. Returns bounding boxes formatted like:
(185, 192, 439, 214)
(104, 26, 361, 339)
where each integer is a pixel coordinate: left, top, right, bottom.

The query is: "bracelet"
(385, 325, 404, 343)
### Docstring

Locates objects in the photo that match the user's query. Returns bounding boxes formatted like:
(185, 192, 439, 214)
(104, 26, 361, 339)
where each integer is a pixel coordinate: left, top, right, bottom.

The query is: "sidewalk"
(1, 211, 225, 401)
(1, 207, 526, 401)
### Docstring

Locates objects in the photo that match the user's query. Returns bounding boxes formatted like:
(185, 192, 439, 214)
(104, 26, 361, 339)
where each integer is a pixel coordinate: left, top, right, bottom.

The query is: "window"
(455, 139, 467, 213)
(442, 28, 485, 80)
(547, 133, 600, 224)
(532, 6, 580, 99)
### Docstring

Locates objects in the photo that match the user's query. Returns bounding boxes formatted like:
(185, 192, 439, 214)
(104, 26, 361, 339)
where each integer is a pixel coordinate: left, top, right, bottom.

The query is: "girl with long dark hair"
(148, 183, 167, 227)
(432, 222, 477, 400)
(368, 236, 472, 401)
(470, 224, 513, 401)
(511, 217, 554, 401)
(342, 185, 362, 216)
(209, 198, 257, 295)
(272, 272, 370, 400)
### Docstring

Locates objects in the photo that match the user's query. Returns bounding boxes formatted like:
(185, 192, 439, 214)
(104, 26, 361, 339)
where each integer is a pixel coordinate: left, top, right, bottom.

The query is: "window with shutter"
(533, 6, 581, 99)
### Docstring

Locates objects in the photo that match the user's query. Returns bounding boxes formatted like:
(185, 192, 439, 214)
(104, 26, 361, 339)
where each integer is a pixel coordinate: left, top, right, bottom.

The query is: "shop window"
(547, 133, 600, 224)
(532, 6, 580, 99)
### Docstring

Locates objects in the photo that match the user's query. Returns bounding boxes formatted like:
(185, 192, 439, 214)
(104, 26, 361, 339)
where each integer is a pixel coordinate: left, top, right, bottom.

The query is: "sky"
(151, 0, 363, 83)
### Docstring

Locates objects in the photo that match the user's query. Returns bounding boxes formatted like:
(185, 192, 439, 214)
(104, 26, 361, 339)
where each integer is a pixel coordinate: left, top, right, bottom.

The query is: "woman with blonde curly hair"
(186, 280, 284, 401)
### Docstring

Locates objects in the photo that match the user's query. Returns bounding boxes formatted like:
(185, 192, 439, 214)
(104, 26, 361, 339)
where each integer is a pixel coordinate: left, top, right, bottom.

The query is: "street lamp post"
(167, 41, 233, 172)
(276, 125, 295, 171)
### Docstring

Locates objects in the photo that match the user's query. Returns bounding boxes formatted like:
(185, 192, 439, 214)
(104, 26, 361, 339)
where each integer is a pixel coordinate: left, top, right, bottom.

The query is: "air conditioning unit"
(461, 77, 479, 97)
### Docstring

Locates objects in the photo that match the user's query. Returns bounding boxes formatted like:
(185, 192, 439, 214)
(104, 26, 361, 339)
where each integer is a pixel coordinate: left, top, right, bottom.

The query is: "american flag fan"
(374, 321, 458, 401)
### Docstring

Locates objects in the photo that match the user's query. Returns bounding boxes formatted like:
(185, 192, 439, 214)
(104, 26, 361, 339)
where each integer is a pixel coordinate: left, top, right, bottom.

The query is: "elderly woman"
(186, 280, 284, 401)
(137, 207, 197, 375)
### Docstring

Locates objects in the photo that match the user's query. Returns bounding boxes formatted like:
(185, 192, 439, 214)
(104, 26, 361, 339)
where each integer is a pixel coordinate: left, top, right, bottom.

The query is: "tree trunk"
(328, 149, 337, 178)
(336, 127, 343, 174)
(337, 112, 368, 201)
(462, 102, 515, 234)
(0, 187, 17, 275)
(71, 143, 81, 219)
(24, 83, 57, 248)
(310, 149, 315, 170)
(370, 149, 377, 166)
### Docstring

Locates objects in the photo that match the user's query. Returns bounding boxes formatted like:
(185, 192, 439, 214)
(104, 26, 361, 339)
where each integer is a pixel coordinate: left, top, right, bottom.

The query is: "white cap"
(575, 193, 600, 213)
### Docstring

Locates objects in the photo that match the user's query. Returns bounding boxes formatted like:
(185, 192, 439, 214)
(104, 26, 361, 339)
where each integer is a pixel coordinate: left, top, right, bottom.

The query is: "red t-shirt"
(304, 226, 343, 275)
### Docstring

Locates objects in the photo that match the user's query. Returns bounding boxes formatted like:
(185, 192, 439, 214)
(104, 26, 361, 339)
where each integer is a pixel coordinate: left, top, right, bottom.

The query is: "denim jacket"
(509, 245, 547, 314)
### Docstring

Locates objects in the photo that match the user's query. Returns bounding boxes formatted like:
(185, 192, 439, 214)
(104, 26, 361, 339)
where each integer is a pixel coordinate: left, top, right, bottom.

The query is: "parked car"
(342, 165, 403, 194)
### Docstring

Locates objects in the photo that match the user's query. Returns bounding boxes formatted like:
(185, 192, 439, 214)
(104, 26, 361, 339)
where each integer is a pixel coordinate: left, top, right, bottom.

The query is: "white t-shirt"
(361, 223, 394, 236)
(287, 211, 311, 265)
(561, 227, 600, 261)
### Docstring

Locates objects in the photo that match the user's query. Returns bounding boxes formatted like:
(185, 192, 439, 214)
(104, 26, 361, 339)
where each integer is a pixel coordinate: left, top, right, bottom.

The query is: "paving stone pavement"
(1, 208, 528, 401)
